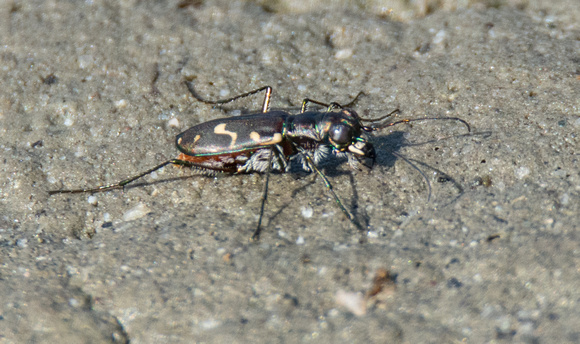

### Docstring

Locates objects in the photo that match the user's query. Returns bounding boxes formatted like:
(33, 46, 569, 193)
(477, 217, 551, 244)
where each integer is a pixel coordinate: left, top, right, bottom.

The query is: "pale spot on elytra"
(214, 123, 237, 148)
(250, 131, 261, 141)
(254, 132, 283, 146)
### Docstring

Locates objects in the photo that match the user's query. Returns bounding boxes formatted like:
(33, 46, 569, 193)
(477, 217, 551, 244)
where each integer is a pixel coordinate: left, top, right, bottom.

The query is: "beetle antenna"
(362, 116, 471, 134)
(358, 108, 400, 123)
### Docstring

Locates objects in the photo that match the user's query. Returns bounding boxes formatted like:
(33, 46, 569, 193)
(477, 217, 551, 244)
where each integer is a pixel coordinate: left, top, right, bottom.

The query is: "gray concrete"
(0, 0, 578, 342)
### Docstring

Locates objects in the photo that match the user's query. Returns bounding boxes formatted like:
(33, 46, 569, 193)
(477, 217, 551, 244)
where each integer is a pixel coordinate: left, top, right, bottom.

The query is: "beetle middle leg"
(185, 81, 273, 113)
(251, 146, 278, 241)
(300, 91, 366, 113)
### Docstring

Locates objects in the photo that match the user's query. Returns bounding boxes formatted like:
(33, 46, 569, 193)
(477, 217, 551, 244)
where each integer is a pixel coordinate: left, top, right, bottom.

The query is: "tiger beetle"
(49, 81, 471, 240)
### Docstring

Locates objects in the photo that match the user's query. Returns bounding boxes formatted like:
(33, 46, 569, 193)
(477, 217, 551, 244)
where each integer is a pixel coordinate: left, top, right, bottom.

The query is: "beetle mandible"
(49, 82, 471, 240)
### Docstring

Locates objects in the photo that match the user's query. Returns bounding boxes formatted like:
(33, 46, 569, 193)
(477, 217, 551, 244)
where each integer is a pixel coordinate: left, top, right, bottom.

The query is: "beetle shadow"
(290, 128, 486, 229)
(370, 129, 492, 206)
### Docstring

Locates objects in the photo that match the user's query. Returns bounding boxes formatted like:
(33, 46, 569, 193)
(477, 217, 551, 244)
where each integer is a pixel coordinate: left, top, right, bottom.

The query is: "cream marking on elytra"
(250, 131, 261, 142)
(270, 133, 283, 144)
(193, 134, 201, 144)
(214, 123, 237, 148)
(250, 132, 283, 145)
(261, 133, 283, 145)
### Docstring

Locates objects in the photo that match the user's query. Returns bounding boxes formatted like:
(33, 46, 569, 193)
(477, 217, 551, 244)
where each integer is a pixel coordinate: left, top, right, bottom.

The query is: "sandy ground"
(0, 0, 578, 343)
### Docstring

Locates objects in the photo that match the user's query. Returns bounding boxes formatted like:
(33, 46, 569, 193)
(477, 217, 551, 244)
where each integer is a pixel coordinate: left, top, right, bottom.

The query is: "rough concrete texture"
(0, 0, 578, 343)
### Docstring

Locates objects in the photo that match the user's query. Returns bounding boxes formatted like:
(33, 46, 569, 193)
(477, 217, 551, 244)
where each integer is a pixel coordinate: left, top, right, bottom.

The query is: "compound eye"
(330, 124, 352, 146)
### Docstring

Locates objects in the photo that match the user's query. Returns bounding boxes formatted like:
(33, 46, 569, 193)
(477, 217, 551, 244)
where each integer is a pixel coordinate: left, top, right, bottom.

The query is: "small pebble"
(16, 238, 28, 248)
(167, 118, 179, 128)
(301, 206, 313, 218)
(514, 166, 530, 179)
(115, 99, 128, 109)
(334, 48, 353, 60)
(122, 203, 151, 221)
(335, 290, 366, 316)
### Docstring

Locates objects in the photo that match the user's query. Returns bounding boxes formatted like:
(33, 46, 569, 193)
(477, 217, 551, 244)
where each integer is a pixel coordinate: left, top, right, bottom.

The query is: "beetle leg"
(293, 144, 363, 231)
(300, 98, 329, 113)
(300, 91, 365, 113)
(251, 147, 277, 241)
(48, 159, 198, 195)
(185, 81, 273, 113)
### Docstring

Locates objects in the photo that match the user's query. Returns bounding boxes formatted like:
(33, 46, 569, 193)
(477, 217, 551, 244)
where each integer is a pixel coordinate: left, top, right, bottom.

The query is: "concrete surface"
(0, 0, 578, 343)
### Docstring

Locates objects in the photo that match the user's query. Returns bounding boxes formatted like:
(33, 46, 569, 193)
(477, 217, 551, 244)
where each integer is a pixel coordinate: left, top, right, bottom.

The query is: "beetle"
(49, 82, 470, 240)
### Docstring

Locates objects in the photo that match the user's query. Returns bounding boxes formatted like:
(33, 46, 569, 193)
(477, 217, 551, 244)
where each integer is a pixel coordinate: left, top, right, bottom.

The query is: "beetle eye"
(330, 124, 352, 145)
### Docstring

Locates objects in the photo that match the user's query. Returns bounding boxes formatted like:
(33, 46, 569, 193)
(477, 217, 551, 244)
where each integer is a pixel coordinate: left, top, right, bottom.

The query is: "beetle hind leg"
(185, 81, 273, 113)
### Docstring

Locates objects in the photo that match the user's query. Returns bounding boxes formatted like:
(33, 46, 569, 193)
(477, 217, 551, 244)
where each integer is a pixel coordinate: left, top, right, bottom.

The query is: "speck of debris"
(43, 74, 58, 85)
(447, 277, 463, 288)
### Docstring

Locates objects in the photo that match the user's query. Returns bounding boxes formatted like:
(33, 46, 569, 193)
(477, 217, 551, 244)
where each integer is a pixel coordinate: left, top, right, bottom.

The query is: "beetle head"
(326, 109, 376, 169)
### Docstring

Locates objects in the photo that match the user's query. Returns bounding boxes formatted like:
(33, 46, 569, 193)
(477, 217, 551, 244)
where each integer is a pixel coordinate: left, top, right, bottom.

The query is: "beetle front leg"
(293, 145, 364, 231)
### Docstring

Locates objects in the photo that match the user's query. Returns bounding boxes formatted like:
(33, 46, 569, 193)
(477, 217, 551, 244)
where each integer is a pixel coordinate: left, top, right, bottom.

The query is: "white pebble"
(514, 166, 530, 179)
(115, 99, 128, 109)
(301, 206, 313, 218)
(334, 48, 353, 60)
(335, 290, 366, 316)
(433, 29, 446, 44)
(78, 55, 94, 69)
(560, 193, 569, 205)
(200, 319, 221, 330)
(122, 203, 151, 221)
(167, 118, 179, 128)
(68, 298, 80, 307)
